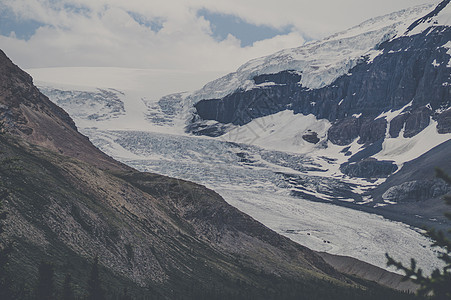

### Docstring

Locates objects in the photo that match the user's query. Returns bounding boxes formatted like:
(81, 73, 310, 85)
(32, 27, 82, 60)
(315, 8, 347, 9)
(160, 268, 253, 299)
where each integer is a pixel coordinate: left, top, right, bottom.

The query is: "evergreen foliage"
(0, 241, 12, 300)
(35, 261, 55, 300)
(62, 273, 75, 300)
(0, 151, 13, 299)
(386, 168, 451, 300)
(120, 287, 132, 300)
(87, 256, 105, 300)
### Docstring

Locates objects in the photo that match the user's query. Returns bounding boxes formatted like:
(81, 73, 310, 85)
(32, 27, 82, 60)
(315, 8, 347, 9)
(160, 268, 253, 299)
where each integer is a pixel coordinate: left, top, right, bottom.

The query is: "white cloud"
(193, 0, 435, 37)
(0, 0, 435, 77)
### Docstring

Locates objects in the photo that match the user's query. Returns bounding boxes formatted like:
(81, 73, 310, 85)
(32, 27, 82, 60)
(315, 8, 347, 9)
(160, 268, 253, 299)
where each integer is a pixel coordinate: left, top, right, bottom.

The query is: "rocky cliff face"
(187, 1, 451, 201)
(182, 1, 451, 237)
(191, 26, 450, 140)
(190, 1, 451, 145)
(370, 140, 451, 232)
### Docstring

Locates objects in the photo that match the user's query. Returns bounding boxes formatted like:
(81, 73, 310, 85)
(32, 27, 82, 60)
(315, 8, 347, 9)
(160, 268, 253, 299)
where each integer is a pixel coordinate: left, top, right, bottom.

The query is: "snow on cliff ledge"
(188, 2, 440, 104)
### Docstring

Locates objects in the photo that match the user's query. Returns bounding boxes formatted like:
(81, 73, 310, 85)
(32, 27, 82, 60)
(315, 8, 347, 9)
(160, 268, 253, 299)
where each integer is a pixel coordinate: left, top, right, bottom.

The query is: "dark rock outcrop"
(358, 118, 387, 144)
(437, 108, 451, 133)
(406, 0, 450, 32)
(192, 26, 451, 145)
(370, 140, 451, 229)
(340, 158, 398, 178)
(253, 70, 302, 85)
(382, 179, 451, 202)
(373, 139, 451, 199)
(389, 113, 410, 137)
(403, 106, 432, 138)
(328, 117, 361, 146)
(302, 130, 320, 144)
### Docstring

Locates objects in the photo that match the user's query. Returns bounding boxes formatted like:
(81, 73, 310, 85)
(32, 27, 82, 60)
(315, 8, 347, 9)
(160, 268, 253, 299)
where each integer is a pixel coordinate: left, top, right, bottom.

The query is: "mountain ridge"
(0, 48, 415, 299)
(186, 2, 437, 105)
(0, 50, 131, 172)
(187, 1, 451, 197)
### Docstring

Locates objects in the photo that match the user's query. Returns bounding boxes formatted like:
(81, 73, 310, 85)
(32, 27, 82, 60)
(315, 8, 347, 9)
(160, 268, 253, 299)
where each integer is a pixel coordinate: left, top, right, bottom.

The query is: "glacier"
(27, 0, 451, 276)
(31, 84, 445, 276)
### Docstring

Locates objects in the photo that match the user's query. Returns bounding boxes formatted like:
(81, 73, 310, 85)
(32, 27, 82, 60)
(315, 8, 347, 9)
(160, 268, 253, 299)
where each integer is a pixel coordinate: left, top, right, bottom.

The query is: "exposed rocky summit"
(182, 1, 451, 237)
(187, 1, 451, 209)
(192, 25, 450, 140)
(189, 1, 451, 151)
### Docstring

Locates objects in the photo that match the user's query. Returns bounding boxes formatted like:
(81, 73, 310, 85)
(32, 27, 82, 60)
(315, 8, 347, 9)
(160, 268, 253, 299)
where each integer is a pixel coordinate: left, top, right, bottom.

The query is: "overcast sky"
(0, 0, 435, 74)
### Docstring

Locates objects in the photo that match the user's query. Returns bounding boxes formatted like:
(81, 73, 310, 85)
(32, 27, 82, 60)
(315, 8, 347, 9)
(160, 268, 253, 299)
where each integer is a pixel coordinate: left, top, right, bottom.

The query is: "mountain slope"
(187, 2, 437, 105)
(0, 50, 129, 172)
(0, 135, 341, 298)
(190, 1, 449, 138)
(0, 51, 414, 299)
(186, 0, 451, 229)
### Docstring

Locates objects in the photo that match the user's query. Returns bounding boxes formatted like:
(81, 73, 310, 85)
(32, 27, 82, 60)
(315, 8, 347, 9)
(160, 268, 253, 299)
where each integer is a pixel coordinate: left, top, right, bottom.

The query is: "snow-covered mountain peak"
(406, 0, 451, 35)
(187, 0, 450, 201)
(437, 0, 451, 24)
(188, 2, 439, 104)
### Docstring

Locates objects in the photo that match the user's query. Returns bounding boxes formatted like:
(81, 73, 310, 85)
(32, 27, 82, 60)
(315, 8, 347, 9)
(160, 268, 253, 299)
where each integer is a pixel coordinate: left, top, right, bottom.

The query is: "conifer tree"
(0, 129, 22, 299)
(87, 256, 104, 300)
(386, 168, 451, 300)
(0, 190, 7, 235)
(0, 185, 12, 299)
(62, 273, 75, 300)
(36, 261, 55, 300)
(120, 287, 132, 300)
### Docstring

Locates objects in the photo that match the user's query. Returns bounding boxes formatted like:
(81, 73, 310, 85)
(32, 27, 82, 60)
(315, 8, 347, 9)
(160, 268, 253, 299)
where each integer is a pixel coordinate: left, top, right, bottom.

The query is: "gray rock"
(302, 131, 320, 144)
(191, 27, 451, 147)
(389, 113, 409, 138)
(253, 70, 301, 85)
(340, 158, 398, 178)
(382, 179, 451, 202)
(358, 118, 387, 144)
(403, 106, 431, 138)
(437, 109, 451, 134)
(328, 117, 361, 146)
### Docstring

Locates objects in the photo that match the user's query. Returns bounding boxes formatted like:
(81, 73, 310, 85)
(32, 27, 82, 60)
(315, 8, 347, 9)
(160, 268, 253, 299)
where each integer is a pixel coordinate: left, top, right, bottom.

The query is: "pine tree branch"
(436, 168, 451, 185)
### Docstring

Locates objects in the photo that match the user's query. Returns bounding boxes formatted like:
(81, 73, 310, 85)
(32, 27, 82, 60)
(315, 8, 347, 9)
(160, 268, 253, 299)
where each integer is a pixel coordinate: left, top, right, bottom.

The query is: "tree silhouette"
(0, 170, 12, 299)
(120, 287, 132, 300)
(0, 202, 12, 299)
(36, 261, 55, 300)
(62, 273, 75, 300)
(87, 256, 104, 300)
(386, 168, 451, 299)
